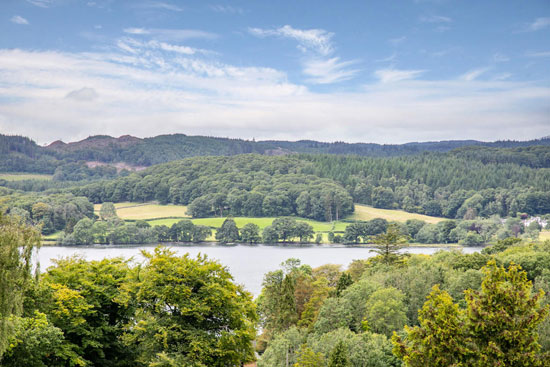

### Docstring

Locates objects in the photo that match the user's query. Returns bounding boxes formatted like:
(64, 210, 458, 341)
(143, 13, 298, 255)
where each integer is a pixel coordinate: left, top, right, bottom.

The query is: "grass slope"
(350, 204, 444, 224)
(93, 202, 446, 234)
(0, 173, 52, 181)
(94, 202, 189, 220)
(539, 230, 550, 242)
(94, 202, 445, 225)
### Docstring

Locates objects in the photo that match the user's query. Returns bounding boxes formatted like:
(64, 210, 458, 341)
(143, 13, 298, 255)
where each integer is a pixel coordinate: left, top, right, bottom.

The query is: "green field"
(94, 202, 189, 220)
(0, 173, 52, 181)
(540, 230, 550, 241)
(350, 204, 444, 224)
(94, 202, 445, 226)
(92, 202, 446, 241)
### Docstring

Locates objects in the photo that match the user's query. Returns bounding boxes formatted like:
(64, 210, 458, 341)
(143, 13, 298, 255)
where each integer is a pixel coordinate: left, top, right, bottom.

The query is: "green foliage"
(393, 261, 550, 367)
(294, 344, 324, 367)
(314, 233, 322, 244)
(343, 218, 389, 244)
(257, 327, 305, 367)
(465, 261, 549, 366)
(328, 340, 349, 367)
(241, 223, 261, 243)
(392, 284, 466, 367)
(336, 273, 353, 296)
(262, 225, 279, 243)
(3, 192, 93, 235)
(124, 247, 257, 366)
(39, 257, 136, 367)
(99, 202, 117, 220)
(0, 213, 41, 357)
(313, 297, 354, 335)
(371, 224, 409, 264)
(215, 217, 240, 243)
(74, 155, 354, 222)
(2, 311, 69, 367)
(273, 217, 299, 242)
(365, 287, 407, 337)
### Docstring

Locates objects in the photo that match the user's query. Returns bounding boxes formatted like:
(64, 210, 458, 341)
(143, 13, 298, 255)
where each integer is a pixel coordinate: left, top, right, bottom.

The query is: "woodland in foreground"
(1, 212, 550, 366)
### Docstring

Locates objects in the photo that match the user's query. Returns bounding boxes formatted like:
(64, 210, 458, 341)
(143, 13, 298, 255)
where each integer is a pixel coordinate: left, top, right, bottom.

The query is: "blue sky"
(0, 0, 549, 144)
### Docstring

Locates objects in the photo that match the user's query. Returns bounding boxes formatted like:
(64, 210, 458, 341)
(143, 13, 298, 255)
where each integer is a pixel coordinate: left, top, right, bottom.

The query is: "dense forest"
(70, 155, 353, 221)
(2, 133, 549, 174)
(65, 149, 550, 220)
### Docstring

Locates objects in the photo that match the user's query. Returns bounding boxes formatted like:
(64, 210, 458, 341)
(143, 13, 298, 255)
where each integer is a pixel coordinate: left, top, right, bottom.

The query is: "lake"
(36, 244, 481, 296)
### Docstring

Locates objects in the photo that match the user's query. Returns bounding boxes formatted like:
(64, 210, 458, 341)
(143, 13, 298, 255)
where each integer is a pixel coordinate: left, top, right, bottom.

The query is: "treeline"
(56, 209, 319, 245)
(2, 191, 94, 234)
(256, 238, 550, 366)
(342, 217, 544, 246)
(72, 155, 354, 222)
(452, 145, 550, 168)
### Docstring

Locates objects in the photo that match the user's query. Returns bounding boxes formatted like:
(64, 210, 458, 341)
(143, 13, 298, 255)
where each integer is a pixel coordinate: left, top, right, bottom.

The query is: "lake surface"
(36, 244, 481, 296)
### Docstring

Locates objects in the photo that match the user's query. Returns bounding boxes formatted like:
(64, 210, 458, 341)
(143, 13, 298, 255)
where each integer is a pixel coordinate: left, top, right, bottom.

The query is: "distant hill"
(1, 133, 550, 175)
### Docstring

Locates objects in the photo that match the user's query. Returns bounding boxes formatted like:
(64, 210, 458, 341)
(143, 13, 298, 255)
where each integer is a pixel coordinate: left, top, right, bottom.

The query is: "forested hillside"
(65, 149, 550, 221)
(2, 133, 549, 175)
(71, 155, 353, 222)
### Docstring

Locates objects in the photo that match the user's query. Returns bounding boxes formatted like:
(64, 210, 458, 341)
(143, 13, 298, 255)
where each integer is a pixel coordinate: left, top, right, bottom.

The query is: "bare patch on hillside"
(85, 161, 147, 172)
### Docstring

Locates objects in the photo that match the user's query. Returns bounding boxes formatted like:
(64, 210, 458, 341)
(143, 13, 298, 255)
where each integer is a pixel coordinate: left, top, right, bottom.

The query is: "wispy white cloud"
(116, 37, 208, 56)
(10, 15, 29, 25)
(133, 1, 184, 12)
(210, 5, 244, 15)
(374, 68, 425, 83)
(123, 28, 217, 41)
(249, 25, 334, 56)
(420, 15, 452, 23)
(493, 73, 512, 81)
(493, 53, 509, 63)
(389, 36, 407, 45)
(435, 26, 451, 32)
(375, 53, 397, 63)
(26, 0, 51, 8)
(527, 17, 550, 31)
(461, 67, 489, 81)
(116, 40, 138, 54)
(249, 25, 359, 84)
(526, 51, 550, 58)
(0, 49, 548, 145)
(303, 57, 360, 84)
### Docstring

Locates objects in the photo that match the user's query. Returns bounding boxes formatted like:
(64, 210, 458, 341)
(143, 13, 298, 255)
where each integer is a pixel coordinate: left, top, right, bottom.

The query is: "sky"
(0, 0, 549, 145)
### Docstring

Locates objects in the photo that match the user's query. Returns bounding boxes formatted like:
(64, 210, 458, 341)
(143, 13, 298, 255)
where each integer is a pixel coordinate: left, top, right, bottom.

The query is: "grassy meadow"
(540, 230, 550, 242)
(94, 202, 445, 227)
(350, 204, 444, 224)
(94, 202, 190, 220)
(89, 202, 451, 244)
(0, 173, 53, 181)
